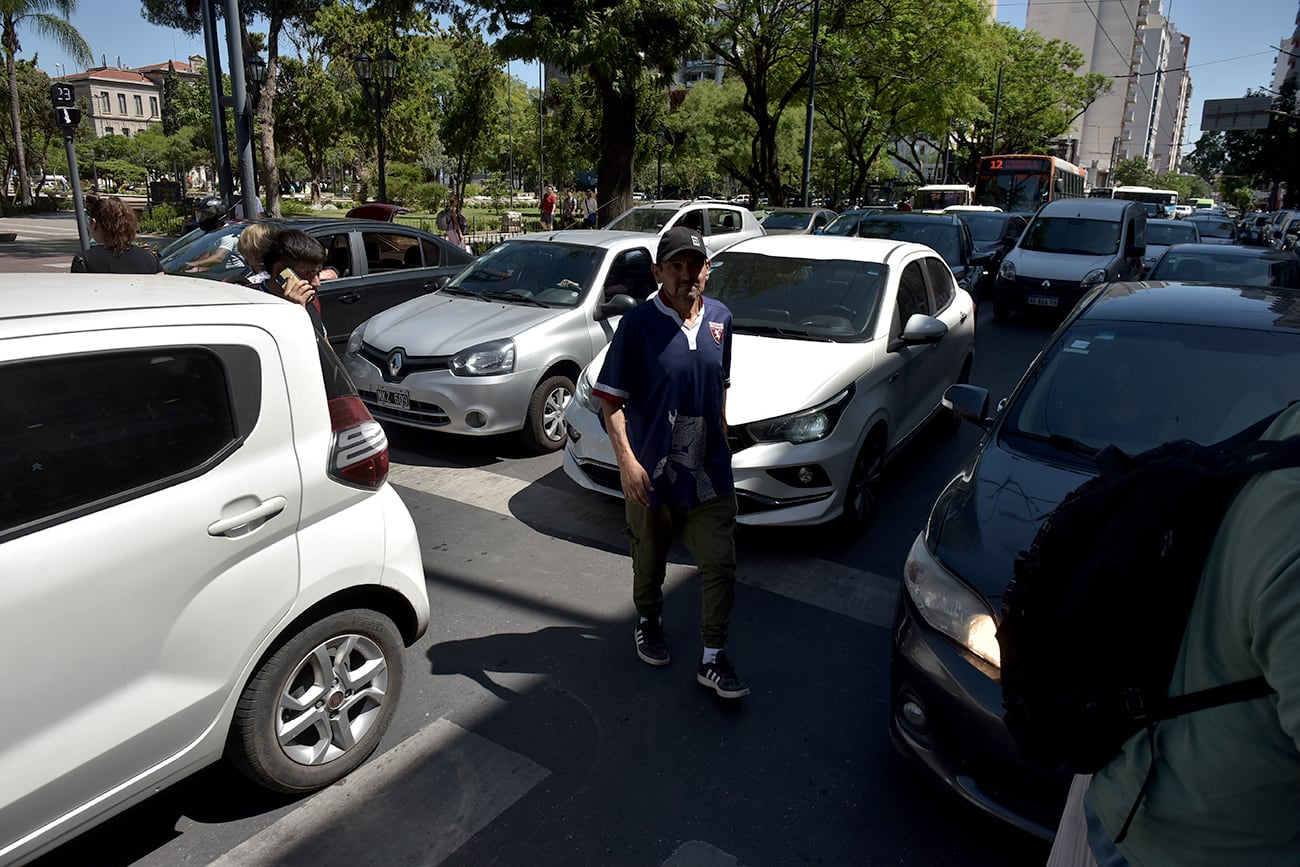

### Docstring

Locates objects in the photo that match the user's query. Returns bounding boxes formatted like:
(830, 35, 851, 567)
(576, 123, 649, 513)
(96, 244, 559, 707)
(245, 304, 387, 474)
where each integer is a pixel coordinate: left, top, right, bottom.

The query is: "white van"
(993, 197, 1147, 320)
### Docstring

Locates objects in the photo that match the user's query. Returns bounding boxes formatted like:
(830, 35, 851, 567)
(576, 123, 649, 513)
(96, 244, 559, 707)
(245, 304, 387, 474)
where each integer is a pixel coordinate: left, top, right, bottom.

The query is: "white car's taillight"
(327, 395, 389, 488)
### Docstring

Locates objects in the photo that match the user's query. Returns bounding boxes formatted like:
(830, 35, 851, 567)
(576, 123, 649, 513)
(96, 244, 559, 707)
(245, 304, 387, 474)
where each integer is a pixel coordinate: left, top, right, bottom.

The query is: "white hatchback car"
(603, 199, 765, 257)
(562, 235, 976, 531)
(1, 275, 430, 865)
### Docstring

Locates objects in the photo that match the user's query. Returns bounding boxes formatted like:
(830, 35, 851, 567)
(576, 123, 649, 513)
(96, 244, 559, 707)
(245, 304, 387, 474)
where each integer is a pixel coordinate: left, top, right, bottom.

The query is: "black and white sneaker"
(697, 651, 750, 698)
(635, 619, 670, 666)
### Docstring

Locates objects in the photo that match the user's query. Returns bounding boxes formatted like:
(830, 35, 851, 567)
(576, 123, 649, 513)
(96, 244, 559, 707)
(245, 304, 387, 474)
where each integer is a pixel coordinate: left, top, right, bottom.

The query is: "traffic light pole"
(63, 133, 89, 250)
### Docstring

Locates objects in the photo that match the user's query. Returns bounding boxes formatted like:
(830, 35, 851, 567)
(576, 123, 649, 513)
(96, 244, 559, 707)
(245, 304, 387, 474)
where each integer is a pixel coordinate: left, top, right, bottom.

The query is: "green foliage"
(439, 26, 502, 197)
(1111, 155, 1156, 187)
(1184, 83, 1299, 207)
(278, 197, 313, 215)
(138, 202, 183, 234)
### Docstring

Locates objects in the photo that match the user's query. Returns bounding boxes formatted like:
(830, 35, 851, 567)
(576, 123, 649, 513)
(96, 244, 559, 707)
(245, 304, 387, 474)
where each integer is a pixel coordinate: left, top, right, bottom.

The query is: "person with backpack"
(1043, 402, 1300, 865)
(436, 194, 470, 252)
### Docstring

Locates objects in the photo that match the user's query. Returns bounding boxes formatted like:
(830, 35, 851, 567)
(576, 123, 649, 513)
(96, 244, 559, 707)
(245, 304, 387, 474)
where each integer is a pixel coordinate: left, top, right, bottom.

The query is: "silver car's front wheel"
(520, 374, 574, 453)
(227, 609, 405, 793)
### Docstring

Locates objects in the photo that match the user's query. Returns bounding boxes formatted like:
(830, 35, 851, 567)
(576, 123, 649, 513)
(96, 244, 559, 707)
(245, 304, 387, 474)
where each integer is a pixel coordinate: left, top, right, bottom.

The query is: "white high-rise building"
(1025, 0, 1192, 185)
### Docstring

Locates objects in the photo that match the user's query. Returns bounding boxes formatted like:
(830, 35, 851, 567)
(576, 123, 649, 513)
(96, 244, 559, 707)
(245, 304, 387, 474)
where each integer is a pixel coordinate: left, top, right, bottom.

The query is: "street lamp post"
(656, 128, 666, 199)
(245, 54, 266, 194)
(355, 48, 398, 204)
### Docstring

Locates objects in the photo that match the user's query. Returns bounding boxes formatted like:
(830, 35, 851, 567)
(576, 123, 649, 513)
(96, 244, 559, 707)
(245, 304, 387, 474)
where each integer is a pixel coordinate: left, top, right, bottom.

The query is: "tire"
(519, 374, 574, 454)
(226, 609, 405, 793)
(837, 431, 886, 536)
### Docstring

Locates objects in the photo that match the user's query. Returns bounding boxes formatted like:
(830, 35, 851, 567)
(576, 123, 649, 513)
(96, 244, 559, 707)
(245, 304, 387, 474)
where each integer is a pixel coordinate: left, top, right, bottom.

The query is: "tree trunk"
(6, 53, 32, 206)
(595, 76, 635, 226)
(243, 14, 281, 218)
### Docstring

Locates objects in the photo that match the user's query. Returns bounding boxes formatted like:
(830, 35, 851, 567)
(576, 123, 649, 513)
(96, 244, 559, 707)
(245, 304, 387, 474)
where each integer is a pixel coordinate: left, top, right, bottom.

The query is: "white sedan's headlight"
(574, 365, 596, 411)
(451, 339, 516, 376)
(742, 387, 852, 444)
(1080, 268, 1109, 289)
(903, 533, 1001, 668)
(346, 324, 366, 357)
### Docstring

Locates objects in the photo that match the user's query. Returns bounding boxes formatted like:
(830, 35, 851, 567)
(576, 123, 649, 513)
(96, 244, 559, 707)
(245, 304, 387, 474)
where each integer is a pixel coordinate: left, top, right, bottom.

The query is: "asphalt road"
(12, 222, 1063, 866)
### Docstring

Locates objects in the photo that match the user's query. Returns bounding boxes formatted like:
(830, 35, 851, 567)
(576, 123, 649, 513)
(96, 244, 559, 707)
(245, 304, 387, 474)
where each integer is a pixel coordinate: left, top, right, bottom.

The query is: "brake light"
(327, 395, 389, 488)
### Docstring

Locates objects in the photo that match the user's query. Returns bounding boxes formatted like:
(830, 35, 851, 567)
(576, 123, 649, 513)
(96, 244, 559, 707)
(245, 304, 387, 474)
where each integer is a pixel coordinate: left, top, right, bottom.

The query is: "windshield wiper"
(439, 285, 483, 299)
(734, 323, 834, 341)
(481, 290, 550, 308)
(1007, 429, 1099, 459)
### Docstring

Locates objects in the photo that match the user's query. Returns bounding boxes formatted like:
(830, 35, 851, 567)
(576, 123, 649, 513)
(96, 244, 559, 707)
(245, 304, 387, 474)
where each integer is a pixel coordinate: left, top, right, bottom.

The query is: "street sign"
(1201, 97, 1273, 131)
(49, 82, 75, 108)
(54, 106, 82, 129)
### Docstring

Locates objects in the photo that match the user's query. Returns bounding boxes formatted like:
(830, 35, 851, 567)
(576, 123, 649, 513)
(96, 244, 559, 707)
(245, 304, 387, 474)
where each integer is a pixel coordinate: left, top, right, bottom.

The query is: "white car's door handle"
(208, 496, 288, 537)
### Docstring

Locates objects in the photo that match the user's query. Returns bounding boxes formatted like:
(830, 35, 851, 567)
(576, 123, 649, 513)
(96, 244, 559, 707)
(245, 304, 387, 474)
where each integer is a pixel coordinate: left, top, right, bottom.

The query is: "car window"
(606, 207, 677, 233)
(603, 249, 656, 301)
(1021, 217, 1121, 256)
(1, 347, 252, 539)
(679, 208, 706, 233)
(860, 218, 962, 267)
(707, 251, 886, 341)
(1146, 223, 1199, 246)
(708, 208, 741, 235)
(361, 231, 420, 273)
(319, 232, 352, 278)
(1148, 252, 1300, 287)
(159, 224, 248, 281)
(447, 239, 603, 308)
(761, 211, 811, 231)
(895, 260, 931, 333)
(822, 213, 860, 237)
(922, 256, 956, 311)
(1005, 320, 1300, 458)
(961, 214, 1010, 241)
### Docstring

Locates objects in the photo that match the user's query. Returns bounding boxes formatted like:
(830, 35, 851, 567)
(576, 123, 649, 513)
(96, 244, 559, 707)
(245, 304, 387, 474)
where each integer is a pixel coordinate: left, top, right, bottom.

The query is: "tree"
(424, 0, 710, 224)
(438, 27, 500, 198)
(1, 0, 90, 205)
(1111, 155, 1155, 187)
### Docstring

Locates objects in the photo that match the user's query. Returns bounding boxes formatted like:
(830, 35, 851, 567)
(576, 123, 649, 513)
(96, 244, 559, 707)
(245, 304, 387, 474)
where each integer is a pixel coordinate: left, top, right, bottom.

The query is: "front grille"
(358, 391, 450, 426)
(576, 460, 621, 491)
(359, 344, 452, 382)
(1011, 276, 1081, 296)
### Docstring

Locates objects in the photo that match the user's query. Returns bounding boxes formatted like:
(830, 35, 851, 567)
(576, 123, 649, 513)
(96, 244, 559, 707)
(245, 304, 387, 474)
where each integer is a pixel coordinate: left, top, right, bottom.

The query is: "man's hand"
(619, 459, 654, 508)
(281, 272, 317, 307)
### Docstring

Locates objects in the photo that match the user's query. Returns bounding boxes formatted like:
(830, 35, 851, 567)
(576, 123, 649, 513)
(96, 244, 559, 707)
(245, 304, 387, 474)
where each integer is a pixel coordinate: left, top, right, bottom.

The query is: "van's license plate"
(376, 386, 410, 410)
(1027, 295, 1059, 308)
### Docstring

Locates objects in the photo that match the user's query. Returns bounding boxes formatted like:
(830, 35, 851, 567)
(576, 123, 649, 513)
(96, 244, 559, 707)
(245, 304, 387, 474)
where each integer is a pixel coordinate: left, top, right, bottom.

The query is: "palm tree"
(2, 0, 91, 205)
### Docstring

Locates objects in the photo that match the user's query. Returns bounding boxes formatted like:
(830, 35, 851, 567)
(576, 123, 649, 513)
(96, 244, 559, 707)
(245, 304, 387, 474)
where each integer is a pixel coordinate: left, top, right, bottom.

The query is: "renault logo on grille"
(387, 349, 404, 378)
(1041, 280, 1052, 289)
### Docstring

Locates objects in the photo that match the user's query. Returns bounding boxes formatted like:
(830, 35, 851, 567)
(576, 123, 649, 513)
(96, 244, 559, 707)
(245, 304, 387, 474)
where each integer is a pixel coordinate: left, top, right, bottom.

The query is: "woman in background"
(71, 196, 162, 274)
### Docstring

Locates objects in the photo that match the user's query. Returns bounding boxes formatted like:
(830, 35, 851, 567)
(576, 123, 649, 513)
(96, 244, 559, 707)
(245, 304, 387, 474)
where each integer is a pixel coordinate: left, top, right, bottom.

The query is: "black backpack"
(998, 411, 1300, 835)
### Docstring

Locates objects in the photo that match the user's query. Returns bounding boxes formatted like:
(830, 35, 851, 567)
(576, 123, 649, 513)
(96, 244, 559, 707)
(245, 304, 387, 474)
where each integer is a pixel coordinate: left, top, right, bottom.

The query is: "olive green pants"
(625, 493, 737, 648)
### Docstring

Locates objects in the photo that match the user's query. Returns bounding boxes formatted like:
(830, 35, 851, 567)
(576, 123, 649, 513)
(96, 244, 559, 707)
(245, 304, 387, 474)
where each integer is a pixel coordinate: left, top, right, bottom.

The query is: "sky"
(20, 0, 1299, 155)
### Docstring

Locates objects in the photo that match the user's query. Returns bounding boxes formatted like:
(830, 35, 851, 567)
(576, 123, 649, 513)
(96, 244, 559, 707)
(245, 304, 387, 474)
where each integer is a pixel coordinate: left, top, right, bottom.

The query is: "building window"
(122, 128, 131, 138)
(150, 96, 158, 117)
(105, 127, 114, 135)
(117, 93, 127, 114)
(100, 91, 110, 113)
(134, 95, 143, 115)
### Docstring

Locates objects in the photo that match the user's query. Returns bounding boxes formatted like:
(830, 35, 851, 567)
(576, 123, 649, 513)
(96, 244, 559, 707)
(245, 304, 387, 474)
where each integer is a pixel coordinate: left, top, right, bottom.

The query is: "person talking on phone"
(263, 228, 328, 336)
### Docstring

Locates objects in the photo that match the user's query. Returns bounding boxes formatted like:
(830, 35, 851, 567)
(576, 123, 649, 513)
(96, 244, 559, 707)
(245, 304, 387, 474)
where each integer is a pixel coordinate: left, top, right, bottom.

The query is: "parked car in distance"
(603, 199, 764, 257)
(563, 235, 976, 532)
(1145, 243, 1300, 288)
(1, 274, 430, 866)
(346, 202, 411, 221)
(890, 280, 1300, 840)
(956, 211, 1029, 294)
(760, 207, 839, 235)
(343, 231, 659, 453)
(1141, 218, 1201, 273)
(994, 197, 1147, 321)
(1182, 214, 1238, 245)
(160, 218, 476, 348)
(1172, 203, 1194, 218)
(856, 212, 985, 295)
(819, 207, 888, 237)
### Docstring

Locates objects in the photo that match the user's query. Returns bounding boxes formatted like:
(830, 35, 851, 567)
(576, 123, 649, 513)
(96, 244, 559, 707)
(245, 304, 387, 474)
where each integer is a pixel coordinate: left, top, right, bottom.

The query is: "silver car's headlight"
(903, 533, 1001, 668)
(742, 387, 852, 444)
(1080, 268, 1108, 290)
(450, 339, 516, 376)
(574, 364, 596, 412)
(345, 324, 366, 357)
(998, 259, 1016, 281)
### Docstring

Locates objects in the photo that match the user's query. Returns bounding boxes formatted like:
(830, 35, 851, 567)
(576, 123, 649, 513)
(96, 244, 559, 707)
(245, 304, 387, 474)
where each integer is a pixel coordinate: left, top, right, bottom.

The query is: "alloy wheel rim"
(276, 633, 389, 766)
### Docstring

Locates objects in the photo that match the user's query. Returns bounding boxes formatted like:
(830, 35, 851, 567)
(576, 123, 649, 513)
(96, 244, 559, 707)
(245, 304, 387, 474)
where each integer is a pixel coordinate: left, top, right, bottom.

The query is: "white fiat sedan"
(562, 235, 976, 532)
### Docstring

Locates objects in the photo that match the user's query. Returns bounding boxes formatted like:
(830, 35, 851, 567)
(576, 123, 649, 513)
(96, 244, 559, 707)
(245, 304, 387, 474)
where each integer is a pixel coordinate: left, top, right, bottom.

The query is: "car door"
(590, 247, 656, 355)
(0, 323, 300, 846)
(921, 254, 973, 406)
(312, 229, 370, 343)
(355, 228, 470, 326)
(882, 258, 942, 440)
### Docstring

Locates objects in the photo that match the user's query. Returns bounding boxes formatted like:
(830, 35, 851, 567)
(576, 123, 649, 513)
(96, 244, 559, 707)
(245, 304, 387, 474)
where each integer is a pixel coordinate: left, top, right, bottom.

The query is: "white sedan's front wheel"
(226, 609, 405, 793)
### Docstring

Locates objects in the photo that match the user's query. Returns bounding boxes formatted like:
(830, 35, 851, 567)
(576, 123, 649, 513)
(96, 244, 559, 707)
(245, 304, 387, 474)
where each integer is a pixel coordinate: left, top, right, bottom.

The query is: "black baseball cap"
(656, 226, 708, 264)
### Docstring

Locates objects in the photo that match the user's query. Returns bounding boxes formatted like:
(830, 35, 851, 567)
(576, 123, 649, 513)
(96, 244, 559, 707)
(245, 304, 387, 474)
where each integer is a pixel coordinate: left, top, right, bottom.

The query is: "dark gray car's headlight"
(451, 339, 516, 376)
(346, 324, 366, 357)
(903, 533, 1001, 668)
(1080, 268, 1108, 289)
(998, 259, 1015, 281)
(742, 387, 852, 444)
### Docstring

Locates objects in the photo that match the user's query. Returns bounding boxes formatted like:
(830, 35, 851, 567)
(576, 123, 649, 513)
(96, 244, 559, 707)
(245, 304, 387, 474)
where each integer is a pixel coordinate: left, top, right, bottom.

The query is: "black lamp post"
(355, 48, 398, 203)
(656, 127, 666, 200)
(244, 54, 267, 192)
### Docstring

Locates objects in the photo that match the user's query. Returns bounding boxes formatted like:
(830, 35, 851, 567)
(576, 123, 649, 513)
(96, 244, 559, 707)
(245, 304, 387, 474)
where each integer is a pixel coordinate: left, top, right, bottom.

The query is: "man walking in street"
(541, 185, 557, 230)
(592, 226, 748, 699)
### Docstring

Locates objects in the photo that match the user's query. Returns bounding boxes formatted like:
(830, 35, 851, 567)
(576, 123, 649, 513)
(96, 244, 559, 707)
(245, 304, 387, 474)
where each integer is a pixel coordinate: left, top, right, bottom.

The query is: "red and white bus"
(973, 154, 1087, 212)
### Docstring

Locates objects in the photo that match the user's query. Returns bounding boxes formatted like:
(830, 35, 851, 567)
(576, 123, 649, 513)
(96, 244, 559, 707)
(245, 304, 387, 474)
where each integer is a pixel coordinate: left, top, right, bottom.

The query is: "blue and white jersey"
(593, 293, 734, 509)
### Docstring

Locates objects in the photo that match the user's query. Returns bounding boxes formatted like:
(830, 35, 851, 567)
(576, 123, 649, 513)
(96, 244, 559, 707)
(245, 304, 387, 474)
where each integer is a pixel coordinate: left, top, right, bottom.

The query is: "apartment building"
(56, 57, 203, 138)
(1026, 0, 1193, 185)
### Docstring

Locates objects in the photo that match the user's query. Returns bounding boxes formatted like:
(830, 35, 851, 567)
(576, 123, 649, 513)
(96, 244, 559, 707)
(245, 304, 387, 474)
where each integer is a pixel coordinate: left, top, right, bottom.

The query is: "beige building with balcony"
(57, 57, 203, 138)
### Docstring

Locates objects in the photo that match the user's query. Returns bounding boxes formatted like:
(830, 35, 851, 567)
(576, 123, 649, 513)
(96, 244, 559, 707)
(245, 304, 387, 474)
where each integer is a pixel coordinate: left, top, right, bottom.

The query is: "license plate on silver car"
(376, 385, 410, 410)
(1027, 295, 1059, 307)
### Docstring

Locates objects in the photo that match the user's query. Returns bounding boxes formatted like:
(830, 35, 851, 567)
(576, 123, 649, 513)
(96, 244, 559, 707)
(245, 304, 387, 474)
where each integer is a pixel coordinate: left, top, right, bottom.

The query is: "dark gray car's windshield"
(159, 224, 249, 280)
(1004, 319, 1300, 459)
(1187, 218, 1235, 239)
(961, 214, 1010, 242)
(1146, 223, 1199, 246)
(762, 211, 813, 231)
(1147, 252, 1300, 288)
(707, 252, 886, 341)
(858, 218, 961, 266)
(448, 240, 601, 308)
(1020, 217, 1121, 256)
(822, 213, 862, 237)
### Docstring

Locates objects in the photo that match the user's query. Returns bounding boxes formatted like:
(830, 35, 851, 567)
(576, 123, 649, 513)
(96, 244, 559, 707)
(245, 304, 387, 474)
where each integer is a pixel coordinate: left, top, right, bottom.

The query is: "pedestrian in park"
(71, 195, 162, 274)
(437, 194, 471, 252)
(582, 189, 598, 228)
(1048, 400, 1300, 866)
(591, 226, 749, 700)
(540, 184, 557, 230)
(562, 189, 578, 228)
